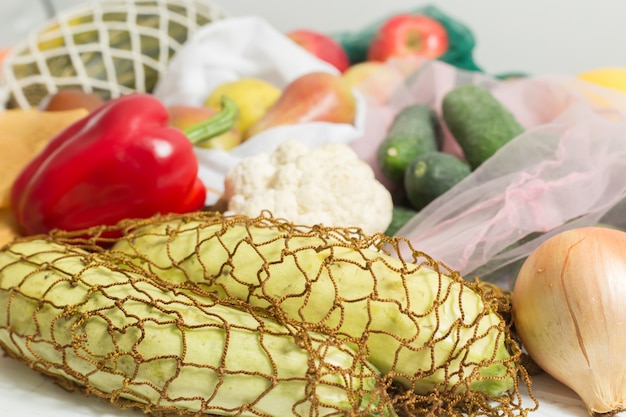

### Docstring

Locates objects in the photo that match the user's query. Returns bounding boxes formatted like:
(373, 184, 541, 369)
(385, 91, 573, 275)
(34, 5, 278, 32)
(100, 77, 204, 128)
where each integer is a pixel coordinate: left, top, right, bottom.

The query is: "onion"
(512, 226, 626, 416)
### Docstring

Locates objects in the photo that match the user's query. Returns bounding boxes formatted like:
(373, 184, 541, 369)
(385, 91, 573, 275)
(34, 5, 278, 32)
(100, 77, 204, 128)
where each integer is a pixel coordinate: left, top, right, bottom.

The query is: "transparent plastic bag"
(350, 59, 626, 288)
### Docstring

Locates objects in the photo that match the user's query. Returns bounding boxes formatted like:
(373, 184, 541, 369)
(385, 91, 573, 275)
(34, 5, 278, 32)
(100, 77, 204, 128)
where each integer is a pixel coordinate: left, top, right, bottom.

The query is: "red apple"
(286, 29, 351, 73)
(367, 14, 448, 62)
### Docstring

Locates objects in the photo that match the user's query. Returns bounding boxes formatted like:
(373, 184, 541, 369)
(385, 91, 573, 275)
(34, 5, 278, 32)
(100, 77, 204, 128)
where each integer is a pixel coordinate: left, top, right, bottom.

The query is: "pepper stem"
(184, 96, 239, 146)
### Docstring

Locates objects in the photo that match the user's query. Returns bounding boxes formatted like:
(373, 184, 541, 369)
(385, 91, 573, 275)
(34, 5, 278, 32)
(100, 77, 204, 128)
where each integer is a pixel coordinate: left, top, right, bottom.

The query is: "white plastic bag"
(350, 59, 626, 288)
(153, 16, 367, 202)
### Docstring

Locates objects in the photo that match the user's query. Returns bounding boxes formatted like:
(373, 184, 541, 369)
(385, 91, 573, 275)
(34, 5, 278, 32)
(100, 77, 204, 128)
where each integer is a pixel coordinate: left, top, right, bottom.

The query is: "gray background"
(2, 0, 626, 76)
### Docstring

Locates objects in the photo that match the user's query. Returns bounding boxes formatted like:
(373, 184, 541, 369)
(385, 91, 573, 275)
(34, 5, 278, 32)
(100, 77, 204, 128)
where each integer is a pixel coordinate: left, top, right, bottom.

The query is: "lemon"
(577, 68, 626, 94)
(204, 78, 281, 135)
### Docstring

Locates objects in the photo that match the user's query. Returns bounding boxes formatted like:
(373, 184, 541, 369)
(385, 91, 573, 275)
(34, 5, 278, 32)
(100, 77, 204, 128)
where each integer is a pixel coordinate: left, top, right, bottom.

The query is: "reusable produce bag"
(350, 58, 626, 288)
(0, 0, 227, 109)
(152, 16, 367, 204)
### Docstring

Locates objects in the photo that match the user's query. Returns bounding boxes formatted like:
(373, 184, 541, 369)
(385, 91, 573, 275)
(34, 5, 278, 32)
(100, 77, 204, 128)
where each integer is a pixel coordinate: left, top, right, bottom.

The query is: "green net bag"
(332, 4, 481, 72)
(0, 0, 227, 109)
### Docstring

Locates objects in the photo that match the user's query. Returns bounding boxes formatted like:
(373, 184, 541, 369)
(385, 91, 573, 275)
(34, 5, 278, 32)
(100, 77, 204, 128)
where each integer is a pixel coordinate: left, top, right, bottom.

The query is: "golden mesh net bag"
(0, 211, 536, 416)
(0, 0, 227, 109)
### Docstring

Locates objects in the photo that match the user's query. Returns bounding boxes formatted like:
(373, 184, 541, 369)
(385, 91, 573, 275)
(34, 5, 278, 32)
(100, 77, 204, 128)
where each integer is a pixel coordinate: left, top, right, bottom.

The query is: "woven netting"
(0, 211, 537, 417)
(1, 0, 227, 109)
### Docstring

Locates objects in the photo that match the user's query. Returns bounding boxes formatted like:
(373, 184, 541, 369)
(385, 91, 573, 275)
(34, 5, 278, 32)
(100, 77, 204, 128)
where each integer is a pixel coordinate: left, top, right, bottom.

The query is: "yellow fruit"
(204, 78, 281, 135)
(36, 16, 92, 51)
(341, 61, 402, 105)
(577, 67, 626, 94)
(342, 61, 385, 88)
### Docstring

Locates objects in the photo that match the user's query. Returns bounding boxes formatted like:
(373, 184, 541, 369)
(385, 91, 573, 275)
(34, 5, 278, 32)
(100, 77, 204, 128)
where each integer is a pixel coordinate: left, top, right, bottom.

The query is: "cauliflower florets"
(223, 140, 393, 234)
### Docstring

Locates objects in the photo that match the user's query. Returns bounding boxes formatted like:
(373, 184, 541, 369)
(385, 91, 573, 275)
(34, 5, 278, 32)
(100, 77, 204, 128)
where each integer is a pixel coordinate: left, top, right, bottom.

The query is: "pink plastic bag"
(350, 59, 626, 288)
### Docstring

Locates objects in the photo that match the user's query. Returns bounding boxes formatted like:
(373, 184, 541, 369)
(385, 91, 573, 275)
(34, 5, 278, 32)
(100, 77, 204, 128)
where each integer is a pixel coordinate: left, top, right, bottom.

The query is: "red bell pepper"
(10, 92, 237, 236)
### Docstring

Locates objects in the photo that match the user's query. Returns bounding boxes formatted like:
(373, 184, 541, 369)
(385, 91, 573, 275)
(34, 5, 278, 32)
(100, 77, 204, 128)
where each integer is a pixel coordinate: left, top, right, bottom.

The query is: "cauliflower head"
(223, 140, 393, 234)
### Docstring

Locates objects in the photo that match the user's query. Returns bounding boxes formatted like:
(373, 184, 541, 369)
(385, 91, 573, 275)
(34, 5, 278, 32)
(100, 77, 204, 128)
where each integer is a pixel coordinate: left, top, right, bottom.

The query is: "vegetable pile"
(3, 1, 625, 416)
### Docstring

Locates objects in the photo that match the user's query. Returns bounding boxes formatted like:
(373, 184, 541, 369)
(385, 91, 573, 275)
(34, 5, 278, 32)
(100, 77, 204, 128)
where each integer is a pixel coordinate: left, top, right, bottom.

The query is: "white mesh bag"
(1, 0, 227, 109)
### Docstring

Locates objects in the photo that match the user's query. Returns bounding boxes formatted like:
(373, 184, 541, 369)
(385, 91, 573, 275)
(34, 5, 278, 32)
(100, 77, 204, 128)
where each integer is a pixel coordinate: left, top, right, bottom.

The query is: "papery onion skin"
(512, 226, 626, 416)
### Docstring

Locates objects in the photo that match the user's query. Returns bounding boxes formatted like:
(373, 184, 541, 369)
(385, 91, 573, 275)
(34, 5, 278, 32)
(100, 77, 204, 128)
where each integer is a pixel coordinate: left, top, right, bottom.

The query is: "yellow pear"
(204, 78, 281, 135)
(342, 61, 385, 88)
(246, 72, 356, 139)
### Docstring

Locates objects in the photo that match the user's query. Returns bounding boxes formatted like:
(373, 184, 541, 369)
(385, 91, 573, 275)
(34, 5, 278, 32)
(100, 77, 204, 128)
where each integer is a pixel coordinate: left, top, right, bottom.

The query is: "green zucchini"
(111, 212, 516, 397)
(0, 238, 390, 416)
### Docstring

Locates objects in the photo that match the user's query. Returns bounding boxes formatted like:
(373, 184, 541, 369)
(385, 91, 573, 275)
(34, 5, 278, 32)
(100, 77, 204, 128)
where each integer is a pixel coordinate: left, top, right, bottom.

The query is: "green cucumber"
(377, 103, 441, 185)
(442, 84, 524, 169)
(384, 205, 418, 236)
(404, 151, 471, 210)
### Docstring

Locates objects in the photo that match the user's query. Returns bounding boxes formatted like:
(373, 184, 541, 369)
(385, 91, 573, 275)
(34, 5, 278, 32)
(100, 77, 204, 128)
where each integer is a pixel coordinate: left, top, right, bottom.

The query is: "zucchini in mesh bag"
(0, 238, 393, 416)
(2, 0, 227, 109)
(106, 212, 524, 409)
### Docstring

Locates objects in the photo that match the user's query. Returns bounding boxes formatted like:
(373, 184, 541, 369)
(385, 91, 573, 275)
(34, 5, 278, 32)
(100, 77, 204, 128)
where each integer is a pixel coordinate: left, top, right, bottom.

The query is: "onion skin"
(512, 227, 626, 416)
